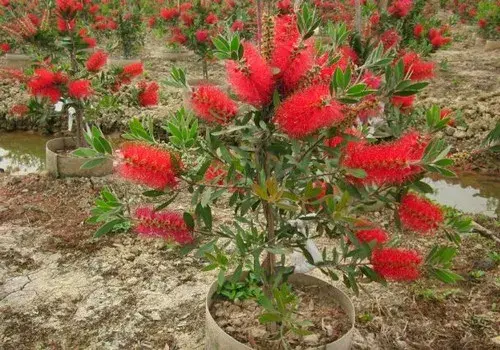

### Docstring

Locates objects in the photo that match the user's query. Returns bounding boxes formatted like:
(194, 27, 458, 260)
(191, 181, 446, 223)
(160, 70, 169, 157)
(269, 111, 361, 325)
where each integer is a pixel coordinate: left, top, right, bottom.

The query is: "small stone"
(445, 126, 456, 136)
(150, 311, 161, 321)
(248, 327, 266, 339)
(226, 326, 236, 333)
(491, 336, 500, 345)
(454, 130, 467, 139)
(303, 334, 320, 344)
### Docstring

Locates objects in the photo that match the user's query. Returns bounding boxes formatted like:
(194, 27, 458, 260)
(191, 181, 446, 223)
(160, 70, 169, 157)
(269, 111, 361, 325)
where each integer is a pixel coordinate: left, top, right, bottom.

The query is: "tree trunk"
(202, 59, 209, 80)
(256, 0, 263, 50)
(355, 0, 363, 36)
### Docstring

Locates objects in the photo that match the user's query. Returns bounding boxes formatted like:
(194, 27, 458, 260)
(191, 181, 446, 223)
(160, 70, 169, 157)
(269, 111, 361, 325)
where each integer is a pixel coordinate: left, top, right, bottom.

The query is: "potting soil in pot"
(210, 282, 351, 349)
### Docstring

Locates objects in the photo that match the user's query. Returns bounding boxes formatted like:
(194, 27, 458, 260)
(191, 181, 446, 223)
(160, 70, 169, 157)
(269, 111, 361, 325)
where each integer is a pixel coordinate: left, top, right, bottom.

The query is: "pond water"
(0, 132, 499, 218)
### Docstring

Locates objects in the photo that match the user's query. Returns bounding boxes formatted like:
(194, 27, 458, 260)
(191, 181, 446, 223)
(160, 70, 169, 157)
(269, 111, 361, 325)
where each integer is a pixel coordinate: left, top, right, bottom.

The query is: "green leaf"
(94, 218, 124, 238)
(430, 268, 464, 284)
(183, 212, 195, 230)
(259, 312, 282, 324)
(81, 158, 107, 170)
(72, 148, 99, 158)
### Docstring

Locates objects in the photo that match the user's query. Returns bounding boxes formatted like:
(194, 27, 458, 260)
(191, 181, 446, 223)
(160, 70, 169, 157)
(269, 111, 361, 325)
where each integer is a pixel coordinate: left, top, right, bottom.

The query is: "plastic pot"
(45, 137, 113, 178)
(205, 273, 356, 350)
(485, 40, 500, 51)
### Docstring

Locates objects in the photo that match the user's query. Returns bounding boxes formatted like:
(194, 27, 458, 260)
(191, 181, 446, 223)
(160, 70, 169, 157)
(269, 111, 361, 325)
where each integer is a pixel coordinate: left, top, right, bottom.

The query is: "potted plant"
(476, 0, 500, 51)
(12, 0, 158, 177)
(83, 5, 469, 349)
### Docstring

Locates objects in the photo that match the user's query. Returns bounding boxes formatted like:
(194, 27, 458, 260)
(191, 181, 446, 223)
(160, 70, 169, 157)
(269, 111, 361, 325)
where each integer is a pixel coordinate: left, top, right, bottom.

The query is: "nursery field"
(1, 1, 500, 350)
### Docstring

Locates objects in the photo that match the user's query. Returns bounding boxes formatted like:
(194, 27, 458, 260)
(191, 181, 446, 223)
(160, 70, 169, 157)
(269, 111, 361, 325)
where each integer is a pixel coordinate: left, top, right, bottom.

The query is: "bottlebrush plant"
(88, 0, 146, 58)
(10, 0, 158, 157)
(84, 5, 470, 346)
(476, 0, 500, 39)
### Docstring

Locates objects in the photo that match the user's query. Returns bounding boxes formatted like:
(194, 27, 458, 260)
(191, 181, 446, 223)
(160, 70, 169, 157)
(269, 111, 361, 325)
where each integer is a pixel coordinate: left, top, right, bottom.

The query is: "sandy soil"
(0, 172, 499, 350)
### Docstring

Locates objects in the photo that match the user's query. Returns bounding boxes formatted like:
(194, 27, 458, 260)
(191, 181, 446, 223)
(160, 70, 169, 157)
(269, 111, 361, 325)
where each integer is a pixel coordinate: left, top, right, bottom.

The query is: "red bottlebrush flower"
(428, 28, 440, 40)
(388, 0, 413, 18)
(10, 104, 29, 117)
(205, 163, 227, 185)
(121, 62, 144, 81)
(138, 81, 159, 107)
(27, 14, 41, 27)
(180, 12, 194, 26)
(160, 7, 178, 21)
(274, 85, 345, 138)
(134, 207, 194, 244)
(118, 142, 182, 190)
(399, 193, 444, 234)
(362, 71, 382, 89)
(392, 95, 415, 109)
(340, 46, 359, 65)
(401, 52, 435, 81)
(271, 15, 300, 76)
(325, 128, 362, 149)
(369, 12, 380, 26)
(27, 68, 64, 103)
(170, 27, 187, 44)
(356, 228, 389, 245)
(83, 36, 97, 48)
(431, 35, 451, 48)
(440, 108, 455, 126)
(478, 19, 487, 29)
(277, 0, 292, 14)
(226, 42, 275, 107)
(372, 248, 422, 281)
(180, 2, 192, 11)
(57, 18, 76, 32)
(86, 50, 108, 72)
(1, 0, 10, 6)
(68, 80, 93, 99)
(107, 20, 118, 30)
(413, 24, 424, 38)
(205, 12, 218, 25)
(281, 42, 314, 92)
(89, 4, 99, 14)
(380, 29, 401, 50)
(56, 0, 83, 18)
(342, 132, 427, 185)
(148, 16, 157, 28)
(190, 85, 238, 124)
(195, 30, 209, 43)
(0, 42, 10, 53)
(231, 20, 244, 32)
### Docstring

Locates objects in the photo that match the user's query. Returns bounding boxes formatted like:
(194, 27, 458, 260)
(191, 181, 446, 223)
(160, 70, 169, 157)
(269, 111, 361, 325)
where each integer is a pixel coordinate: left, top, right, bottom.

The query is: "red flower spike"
(402, 52, 434, 81)
(205, 163, 227, 186)
(122, 62, 144, 79)
(205, 12, 218, 25)
(10, 104, 29, 117)
(388, 0, 413, 18)
(274, 85, 345, 138)
(414, 24, 424, 38)
(355, 228, 389, 245)
(381, 29, 401, 50)
(134, 207, 194, 244)
(118, 143, 182, 190)
(190, 85, 238, 124)
(27, 69, 64, 103)
(226, 42, 275, 107)
(195, 30, 209, 42)
(138, 81, 159, 107)
(372, 248, 422, 281)
(342, 132, 427, 185)
(68, 80, 93, 99)
(231, 20, 244, 32)
(399, 193, 444, 234)
(271, 15, 301, 75)
(160, 7, 179, 21)
(392, 95, 415, 109)
(86, 51, 108, 72)
(281, 42, 315, 92)
(0, 42, 10, 53)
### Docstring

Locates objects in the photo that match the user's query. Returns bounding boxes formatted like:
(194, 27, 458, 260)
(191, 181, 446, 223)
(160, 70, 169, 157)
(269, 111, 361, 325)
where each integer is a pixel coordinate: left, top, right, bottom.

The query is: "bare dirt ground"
(0, 171, 498, 350)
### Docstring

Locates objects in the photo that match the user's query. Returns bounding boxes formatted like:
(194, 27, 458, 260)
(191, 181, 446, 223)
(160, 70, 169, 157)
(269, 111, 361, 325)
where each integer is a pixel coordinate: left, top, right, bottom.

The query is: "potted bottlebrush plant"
(476, 0, 500, 51)
(81, 5, 469, 349)
(16, 0, 158, 177)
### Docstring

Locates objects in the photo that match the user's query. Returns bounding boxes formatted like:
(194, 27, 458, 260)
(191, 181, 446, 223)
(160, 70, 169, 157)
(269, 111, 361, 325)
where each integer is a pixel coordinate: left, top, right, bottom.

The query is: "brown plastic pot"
(4, 54, 31, 69)
(485, 40, 500, 51)
(205, 273, 356, 350)
(45, 137, 113, 178)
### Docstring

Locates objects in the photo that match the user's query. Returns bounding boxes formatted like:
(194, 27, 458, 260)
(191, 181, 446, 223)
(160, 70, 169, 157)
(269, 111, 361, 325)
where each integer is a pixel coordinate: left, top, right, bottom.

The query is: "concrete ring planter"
(485, 40, 500, 51)
(164, 49, 194, 61)
(205, 273, 356, 350)
(4, 53, 31, 69)
(46, 137, 113, 178)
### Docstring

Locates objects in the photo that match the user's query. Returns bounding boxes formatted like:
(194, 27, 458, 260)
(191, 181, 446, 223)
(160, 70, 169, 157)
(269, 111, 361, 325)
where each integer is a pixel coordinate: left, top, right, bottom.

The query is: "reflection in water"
(424, 174, 500, 218)
(0, 132, 49, 174)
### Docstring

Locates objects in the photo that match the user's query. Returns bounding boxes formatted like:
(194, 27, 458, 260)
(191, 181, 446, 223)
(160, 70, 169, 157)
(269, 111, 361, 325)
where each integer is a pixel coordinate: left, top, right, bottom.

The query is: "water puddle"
(0, 132, 49, 175)
(424, 174, 499, 218)
(1, 132, 499, 218)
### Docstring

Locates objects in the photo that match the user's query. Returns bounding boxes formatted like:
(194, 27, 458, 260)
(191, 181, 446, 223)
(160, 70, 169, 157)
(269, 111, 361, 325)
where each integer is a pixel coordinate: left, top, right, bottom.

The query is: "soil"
(210, 282, 350, 349)
(1, 172, 499, 349)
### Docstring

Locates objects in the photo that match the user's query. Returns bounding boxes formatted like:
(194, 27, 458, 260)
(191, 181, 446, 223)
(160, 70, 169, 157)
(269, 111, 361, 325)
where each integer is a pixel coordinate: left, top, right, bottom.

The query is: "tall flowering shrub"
(87, 5, 469, 346)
